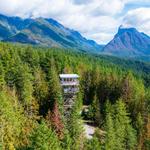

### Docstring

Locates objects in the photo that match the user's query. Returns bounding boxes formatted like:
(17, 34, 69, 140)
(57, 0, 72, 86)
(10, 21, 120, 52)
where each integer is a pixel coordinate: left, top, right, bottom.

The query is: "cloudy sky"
(0, 0, 149, 44)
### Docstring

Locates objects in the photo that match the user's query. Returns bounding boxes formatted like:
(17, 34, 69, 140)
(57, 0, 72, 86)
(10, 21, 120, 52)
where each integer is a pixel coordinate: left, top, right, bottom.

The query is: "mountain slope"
(102, 26, 150, 58)
(0, 14, 33, 35)
(0, 14, 102, 53)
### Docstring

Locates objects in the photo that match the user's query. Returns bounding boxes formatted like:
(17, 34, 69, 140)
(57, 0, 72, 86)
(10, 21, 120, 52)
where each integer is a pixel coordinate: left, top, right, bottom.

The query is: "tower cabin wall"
(59, 74, 79, 94)
(59, 74, 79, 110)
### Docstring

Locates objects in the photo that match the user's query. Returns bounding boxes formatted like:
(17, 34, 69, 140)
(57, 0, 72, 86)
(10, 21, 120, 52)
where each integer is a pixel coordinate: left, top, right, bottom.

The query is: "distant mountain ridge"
(102, 26, 150, 59)
(0, 14, 150, 61)
(0, 14, 103, 53)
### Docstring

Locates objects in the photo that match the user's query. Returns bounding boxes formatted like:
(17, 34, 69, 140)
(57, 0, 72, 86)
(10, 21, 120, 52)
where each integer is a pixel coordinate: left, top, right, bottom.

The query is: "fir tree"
(114, 100, 137, 150)
(29, 121, 61, 150)
(104, 101, 116, 150)
(46, 101, 64, 139)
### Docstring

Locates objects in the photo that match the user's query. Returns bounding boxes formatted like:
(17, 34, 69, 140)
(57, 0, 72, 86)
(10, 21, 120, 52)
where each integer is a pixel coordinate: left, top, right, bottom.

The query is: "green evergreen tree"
(66, 97, 84, 150)
(48, 59, 63, 113)
(104, 102, 116, 150)
(62, 131, 73, 150)
(29, 121, 61, 150)
(0, 62, 5, 90)
(114, 100, 137, 150)
(33, 67, 49, 104)
(0, 90, 26, 149)
(85, 135, 101, 150)
(88, 94, 101, 125)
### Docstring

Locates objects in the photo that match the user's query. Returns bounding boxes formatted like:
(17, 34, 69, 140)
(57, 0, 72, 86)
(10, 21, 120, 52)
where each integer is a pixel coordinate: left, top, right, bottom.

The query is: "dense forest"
(0, 42, 150, 150)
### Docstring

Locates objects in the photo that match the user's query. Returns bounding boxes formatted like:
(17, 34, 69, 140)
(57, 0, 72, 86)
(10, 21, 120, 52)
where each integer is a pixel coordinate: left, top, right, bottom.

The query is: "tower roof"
(59, 74, 79, 78)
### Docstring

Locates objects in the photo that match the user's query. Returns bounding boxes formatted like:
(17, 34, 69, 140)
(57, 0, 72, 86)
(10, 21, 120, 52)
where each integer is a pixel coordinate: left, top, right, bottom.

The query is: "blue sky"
(0, 0, 149, 44)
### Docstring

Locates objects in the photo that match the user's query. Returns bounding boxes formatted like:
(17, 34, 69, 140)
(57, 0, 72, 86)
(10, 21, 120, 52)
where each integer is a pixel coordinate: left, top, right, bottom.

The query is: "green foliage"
(84, 95, 101, 125)
(104, 100, 137, 150)
(144, 138, 150, 150)
(33, 67, 49, 104)
(0, 42, 149, 149)
(29, 121, 61, 150)
(0, 62, 5, 89)
(145, 88, 150, 113)
(48, 59, 63, 112)
(17, 64, 34, 105)
(104, 101, 116, 150)
(66, 99, 84, 150)
(85, 135, 101, 150)
(0, 90, 26, 149)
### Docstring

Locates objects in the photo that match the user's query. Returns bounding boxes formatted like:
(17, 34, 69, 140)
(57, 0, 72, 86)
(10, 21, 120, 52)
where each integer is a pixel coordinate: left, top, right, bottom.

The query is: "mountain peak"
(114, 25, 139, 39)
(102, 25, 150, 57)
(117, 25, 137, 35)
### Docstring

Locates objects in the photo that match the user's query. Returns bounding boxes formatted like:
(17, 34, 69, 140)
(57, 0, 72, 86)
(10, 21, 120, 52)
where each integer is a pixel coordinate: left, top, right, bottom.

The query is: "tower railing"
(60, 81, 79, 86)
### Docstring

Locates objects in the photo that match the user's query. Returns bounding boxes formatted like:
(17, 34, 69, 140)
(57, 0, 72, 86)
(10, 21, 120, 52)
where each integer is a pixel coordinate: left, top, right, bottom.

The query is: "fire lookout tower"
(59, 74, 79, 113)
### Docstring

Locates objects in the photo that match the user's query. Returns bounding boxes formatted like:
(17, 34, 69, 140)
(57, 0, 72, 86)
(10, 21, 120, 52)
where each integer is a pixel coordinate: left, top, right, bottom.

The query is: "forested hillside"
(0, 42, 150, 150)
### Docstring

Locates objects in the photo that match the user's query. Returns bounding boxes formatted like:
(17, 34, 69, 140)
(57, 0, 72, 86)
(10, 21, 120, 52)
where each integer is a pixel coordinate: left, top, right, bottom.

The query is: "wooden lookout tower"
(59, 74, 79, 115)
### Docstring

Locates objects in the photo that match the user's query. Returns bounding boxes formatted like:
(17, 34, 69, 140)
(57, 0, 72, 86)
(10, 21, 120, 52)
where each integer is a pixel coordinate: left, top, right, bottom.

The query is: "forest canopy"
(0, 42, 150, 150)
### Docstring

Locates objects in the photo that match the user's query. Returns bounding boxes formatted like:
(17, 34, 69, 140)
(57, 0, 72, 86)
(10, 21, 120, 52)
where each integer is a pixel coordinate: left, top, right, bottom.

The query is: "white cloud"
(85, 32, 114, 44)
(122, 7, 150, 34)
(0, 0, 149, 44)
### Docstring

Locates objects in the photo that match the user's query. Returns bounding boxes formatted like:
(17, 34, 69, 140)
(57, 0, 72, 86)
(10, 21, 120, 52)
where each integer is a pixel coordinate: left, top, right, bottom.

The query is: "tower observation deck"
(59, 74, 79, 115)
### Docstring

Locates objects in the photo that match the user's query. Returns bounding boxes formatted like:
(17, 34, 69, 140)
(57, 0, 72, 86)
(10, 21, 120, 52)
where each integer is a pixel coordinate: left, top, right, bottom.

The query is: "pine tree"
(46, 101, 64, 139)
(66, 97, 84, 150)
(143, 88, 150, 149)
(48, 59, 63, 113)
(136, 113, 144, 149)
(114, 100, 137, 150)
(121, 72, 145, 117)
(104, 101, 116, 150)
(16, 64, 34, 117)
(85, 135, 101, 150)
(88, 94, 101, 125)
(33, 67, 49, 104)
(0, 90, 26, 149)
(104, 100, 137, 150)
(29, 121, 61, 150)
(0, 62, 5, 90)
